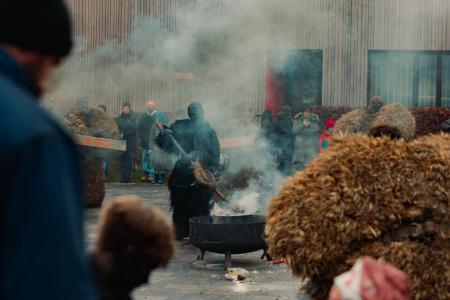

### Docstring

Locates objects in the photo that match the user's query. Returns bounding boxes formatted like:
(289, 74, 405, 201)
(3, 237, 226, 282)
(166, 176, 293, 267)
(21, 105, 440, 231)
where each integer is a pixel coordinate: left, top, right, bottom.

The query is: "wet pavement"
(85, 183, 307, 300)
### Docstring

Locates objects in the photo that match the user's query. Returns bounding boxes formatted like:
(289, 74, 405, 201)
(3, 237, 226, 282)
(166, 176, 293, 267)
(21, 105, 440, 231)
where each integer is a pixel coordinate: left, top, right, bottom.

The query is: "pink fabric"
(328, 257, 411, 300)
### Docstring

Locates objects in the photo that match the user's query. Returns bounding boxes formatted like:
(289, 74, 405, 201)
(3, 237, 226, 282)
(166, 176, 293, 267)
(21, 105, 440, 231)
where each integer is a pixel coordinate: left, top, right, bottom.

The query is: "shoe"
(156, 173, 165, 184)
(140, 175, 151, 182)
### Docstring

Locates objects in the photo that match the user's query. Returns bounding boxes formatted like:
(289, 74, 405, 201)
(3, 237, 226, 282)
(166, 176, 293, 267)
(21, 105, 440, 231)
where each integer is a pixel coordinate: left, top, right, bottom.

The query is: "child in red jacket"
(319, 119, 335, 152)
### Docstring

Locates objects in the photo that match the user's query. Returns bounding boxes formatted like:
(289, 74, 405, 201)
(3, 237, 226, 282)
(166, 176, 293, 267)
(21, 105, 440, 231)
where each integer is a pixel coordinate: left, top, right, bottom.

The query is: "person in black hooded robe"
(157, 102, 220, 240)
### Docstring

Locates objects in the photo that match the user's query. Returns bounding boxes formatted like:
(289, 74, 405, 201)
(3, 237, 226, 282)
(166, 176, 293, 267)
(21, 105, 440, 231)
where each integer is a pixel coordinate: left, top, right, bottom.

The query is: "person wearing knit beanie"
(0, 1, 96, 299)
(0, 0, 73, 94)
(116, 102, 138, 183)
(0, 0, 72, 57)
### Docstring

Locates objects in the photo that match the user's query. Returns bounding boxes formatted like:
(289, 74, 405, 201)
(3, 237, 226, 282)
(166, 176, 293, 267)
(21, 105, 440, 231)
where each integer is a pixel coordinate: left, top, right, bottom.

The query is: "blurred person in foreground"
(0, 0, 96, 299)
(328, 256, 411, 300)
(91, 196, 175, 300)
(116, 102, 137, 183)
(138, 100, 158, 182)
(157, 102, 220, 240)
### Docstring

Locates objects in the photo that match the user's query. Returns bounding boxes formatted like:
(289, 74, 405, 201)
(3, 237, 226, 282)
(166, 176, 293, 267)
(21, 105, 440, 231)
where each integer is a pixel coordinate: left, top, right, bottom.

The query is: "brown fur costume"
(83, 159, 106, 208)
(334, 108, 370, 134)
(92, 196, 175, 300)
(265, 134, 450, 300)
(368, 125, 402, 140)
(371, 103, 416, 141)
(335, 103, 415, 141)
(87, 109, 120, 139)
(64, 108, 120, 139)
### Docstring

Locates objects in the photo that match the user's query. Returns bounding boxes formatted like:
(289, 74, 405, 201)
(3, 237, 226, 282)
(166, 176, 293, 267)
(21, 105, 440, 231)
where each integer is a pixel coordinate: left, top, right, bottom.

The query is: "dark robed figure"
(157, 102, 220, 240)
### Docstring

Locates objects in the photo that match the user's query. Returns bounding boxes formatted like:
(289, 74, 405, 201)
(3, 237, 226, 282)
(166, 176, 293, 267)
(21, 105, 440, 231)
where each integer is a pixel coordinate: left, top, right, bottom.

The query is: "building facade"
(62, 0, 450, 115)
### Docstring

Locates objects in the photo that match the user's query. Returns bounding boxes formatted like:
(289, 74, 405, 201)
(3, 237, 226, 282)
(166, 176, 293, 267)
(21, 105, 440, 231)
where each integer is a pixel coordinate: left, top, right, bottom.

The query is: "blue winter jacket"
(0, 50, 96, 299)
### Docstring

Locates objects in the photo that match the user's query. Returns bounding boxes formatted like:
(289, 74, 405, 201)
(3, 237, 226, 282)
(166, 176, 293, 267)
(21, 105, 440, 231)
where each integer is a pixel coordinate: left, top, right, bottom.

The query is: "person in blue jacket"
(0, 1, 96, 299)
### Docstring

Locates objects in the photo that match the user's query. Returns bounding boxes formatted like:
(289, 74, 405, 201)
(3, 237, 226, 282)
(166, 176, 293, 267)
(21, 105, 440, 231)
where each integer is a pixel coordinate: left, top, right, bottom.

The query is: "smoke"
(212, 134, 287, 216)
(213, 189, 260, 216)
(47, 0, 339, 115)
(212, 168, 286, 216)
(46, 0, 341, 214)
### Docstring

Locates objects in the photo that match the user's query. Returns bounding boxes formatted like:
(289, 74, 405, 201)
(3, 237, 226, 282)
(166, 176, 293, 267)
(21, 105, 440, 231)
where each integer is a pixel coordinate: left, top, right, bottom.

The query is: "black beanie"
(0, 0, 73, 57)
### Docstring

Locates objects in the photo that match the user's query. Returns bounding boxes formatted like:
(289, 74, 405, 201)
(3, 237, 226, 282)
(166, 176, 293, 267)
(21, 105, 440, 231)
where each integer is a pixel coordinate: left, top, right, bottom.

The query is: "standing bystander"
(138, 100, 158, 182)
(319, 119, 335, 153)
(274, 105, 295, 175)
(116, 102, 137, 183)
(154, 110, 169, 183)
(292, 107, 320, 170)
(96, 104, 110, 176)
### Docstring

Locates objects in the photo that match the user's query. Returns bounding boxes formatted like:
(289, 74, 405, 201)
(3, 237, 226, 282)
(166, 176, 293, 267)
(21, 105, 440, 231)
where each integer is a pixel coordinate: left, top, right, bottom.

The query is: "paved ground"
(85, 183, 308, 300)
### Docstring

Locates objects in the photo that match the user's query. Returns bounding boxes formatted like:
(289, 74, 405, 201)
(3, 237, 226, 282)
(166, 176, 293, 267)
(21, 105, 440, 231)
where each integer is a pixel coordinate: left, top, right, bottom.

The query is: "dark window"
(267, 49, 323, 113)
(442, 54, 450, 107)
(368, 51, 450, 107)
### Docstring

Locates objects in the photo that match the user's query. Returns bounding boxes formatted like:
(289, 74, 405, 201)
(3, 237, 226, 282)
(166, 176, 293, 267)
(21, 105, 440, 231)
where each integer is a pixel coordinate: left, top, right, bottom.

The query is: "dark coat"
(116, 112, 137, 151)
(158, 119, 220, 172)
(259, 109, 276, 146)
(138, 111, 158, 150)
(156, 118, 220, 239)
(167, 119, 219, 188)
(259, 125, 275, 145)
(0, 50, 95, 298)
(442, 118, 450, 133)
(274, 113, 295, 155)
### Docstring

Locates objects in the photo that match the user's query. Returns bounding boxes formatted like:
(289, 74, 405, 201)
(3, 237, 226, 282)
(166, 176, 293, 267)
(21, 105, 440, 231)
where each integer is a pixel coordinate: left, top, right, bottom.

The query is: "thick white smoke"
(46, 0, 345, 214)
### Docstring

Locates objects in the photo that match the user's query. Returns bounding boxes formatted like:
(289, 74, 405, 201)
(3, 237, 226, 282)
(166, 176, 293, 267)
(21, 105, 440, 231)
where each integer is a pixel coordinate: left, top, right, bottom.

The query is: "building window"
(265, 49, 323, 114)
(368, 51, 450, 107)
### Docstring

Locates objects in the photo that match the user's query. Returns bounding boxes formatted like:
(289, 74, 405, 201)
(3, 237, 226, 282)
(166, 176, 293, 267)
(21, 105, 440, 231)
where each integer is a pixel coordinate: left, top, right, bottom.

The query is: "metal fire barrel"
(189, 215, 266, 268)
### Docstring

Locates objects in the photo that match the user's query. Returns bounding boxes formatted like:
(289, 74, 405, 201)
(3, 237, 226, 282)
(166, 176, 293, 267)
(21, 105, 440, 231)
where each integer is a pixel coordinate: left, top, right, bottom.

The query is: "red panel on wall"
(264, 68, 284, 116)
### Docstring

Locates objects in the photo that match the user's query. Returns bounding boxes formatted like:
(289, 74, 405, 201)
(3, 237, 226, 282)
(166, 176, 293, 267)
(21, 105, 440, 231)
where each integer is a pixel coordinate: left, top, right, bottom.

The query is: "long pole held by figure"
(155, 121, 225, 199)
